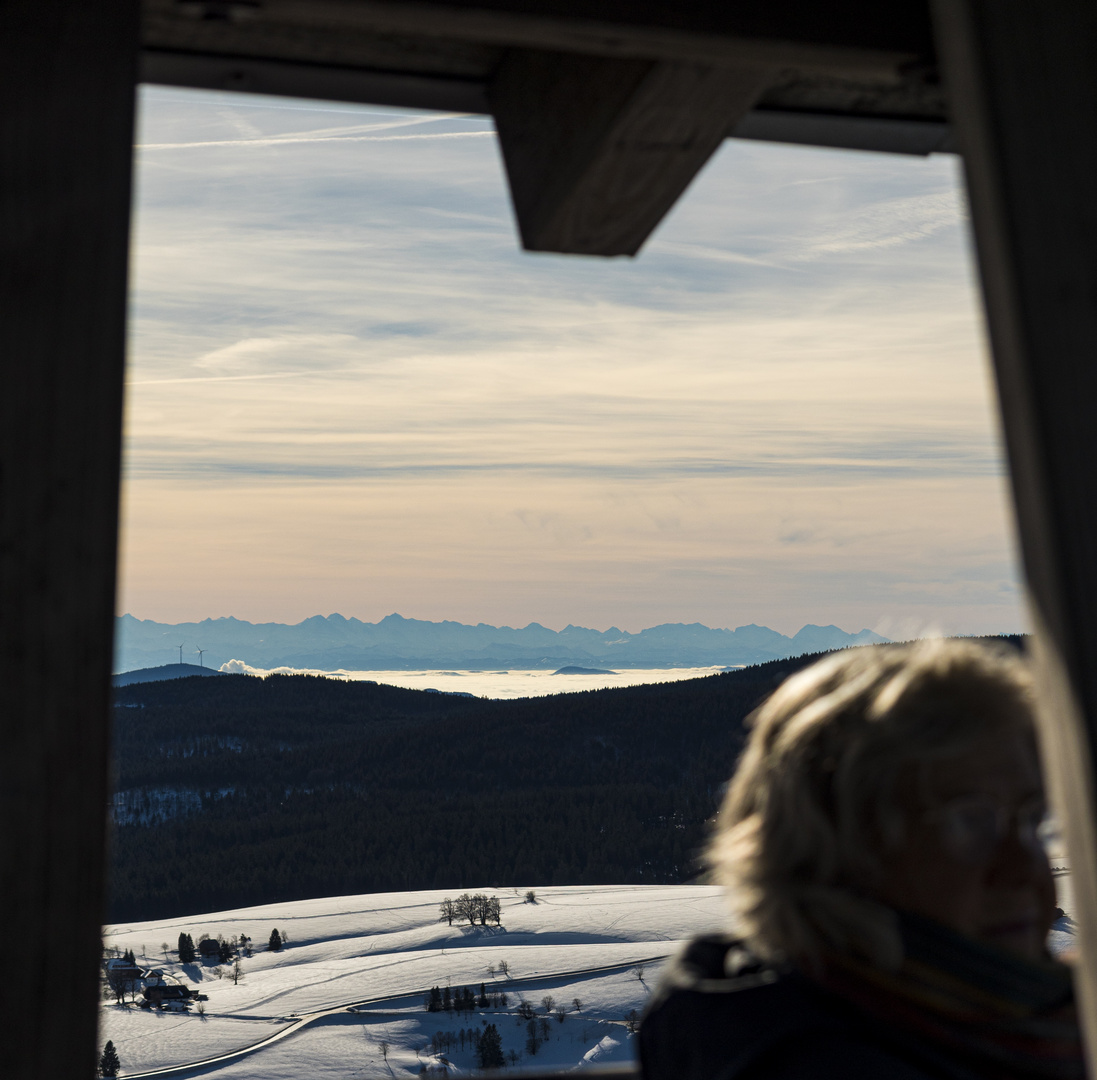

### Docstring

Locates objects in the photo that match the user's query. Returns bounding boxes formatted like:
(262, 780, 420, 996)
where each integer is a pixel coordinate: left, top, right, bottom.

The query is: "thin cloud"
(790, 191, 964, 260)
(645, 239, 788, 269)
(192, 333, 361, 374)
(127, 370, 317, 387)
(120, 88, 1023, 636)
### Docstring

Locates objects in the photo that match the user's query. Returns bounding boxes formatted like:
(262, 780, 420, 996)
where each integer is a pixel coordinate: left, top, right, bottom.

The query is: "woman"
(641, 640, 1083, 1080)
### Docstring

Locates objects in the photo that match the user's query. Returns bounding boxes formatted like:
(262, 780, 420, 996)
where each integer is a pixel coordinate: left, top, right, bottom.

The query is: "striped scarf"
(813, 914, 1085, 1080)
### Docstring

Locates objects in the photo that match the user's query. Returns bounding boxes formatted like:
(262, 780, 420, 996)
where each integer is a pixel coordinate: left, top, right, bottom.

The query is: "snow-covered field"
(101, 873, 1079, 1078)
(100, 885, 732, 1078)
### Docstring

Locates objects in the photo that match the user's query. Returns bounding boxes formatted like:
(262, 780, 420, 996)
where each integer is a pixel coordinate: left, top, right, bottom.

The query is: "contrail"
(137, 130, 494, 151)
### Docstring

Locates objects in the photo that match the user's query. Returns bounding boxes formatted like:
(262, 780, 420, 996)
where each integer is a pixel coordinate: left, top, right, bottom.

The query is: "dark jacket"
(640, 935, 978, 1080)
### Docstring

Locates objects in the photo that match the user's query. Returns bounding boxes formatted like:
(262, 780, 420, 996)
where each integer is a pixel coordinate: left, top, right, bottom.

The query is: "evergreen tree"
(218, 938, 234, 963)
(442, 984, 453, 1011)
(478, 1023, 505, 1069)
(426, 986, 443, 1012)
(177, 933, 195, 964)
(268, 928, 282, 951)
(99, 1040, 121, 1077)
(478, 982, 489, 1008)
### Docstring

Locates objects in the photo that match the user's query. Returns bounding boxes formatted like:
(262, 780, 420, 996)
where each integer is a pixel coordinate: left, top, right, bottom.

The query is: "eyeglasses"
(929, 795, 1059, 866)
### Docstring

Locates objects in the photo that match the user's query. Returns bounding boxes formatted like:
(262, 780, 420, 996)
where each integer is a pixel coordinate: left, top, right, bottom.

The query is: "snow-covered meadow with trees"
(99, 884, 731, 1078)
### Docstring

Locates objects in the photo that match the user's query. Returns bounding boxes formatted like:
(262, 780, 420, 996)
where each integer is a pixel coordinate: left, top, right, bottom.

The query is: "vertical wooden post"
(932, 0, 1097, 1064)
(0, 2, 137, 1076)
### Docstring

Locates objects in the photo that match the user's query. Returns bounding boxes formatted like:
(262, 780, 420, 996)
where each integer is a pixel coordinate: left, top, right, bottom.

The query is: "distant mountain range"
(114, 613, 888, 674)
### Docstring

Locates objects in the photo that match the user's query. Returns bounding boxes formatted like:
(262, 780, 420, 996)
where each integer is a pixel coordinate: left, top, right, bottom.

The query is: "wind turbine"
(177, 642, 185, 665)
(195, 647, 205, 669)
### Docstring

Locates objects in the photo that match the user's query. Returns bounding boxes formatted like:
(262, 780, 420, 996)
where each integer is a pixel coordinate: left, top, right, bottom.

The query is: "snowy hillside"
(100, 884, 731, 1078)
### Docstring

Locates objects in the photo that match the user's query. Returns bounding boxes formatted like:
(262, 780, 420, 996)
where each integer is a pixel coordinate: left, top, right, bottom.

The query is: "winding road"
(123, 954, 669, 1079)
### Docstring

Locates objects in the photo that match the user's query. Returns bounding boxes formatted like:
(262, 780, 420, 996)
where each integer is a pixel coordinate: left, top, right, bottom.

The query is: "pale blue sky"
(119, 85, 1025, 637)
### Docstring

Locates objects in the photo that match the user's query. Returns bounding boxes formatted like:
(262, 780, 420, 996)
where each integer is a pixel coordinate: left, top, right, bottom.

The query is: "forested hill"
(107, 653, 848, 921)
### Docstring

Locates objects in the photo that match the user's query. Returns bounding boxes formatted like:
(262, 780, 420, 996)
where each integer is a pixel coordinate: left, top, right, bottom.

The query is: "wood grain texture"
(932, 0, 1097, 1064)
(0, 1, 137, 1075)
(142, 0, 934, 73)
(491, 50, 771, 255)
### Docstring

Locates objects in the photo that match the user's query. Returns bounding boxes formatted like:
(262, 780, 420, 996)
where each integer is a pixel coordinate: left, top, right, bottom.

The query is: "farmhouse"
(142, 972, 198, 1008)
(103, 957, 141, 980)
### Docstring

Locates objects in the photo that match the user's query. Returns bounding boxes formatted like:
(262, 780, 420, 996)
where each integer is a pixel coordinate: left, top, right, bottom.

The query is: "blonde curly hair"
(708, 638, 1037, 968)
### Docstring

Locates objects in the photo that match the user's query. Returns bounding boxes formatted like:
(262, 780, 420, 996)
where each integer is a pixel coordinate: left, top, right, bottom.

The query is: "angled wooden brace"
(489, 49, 773, 256)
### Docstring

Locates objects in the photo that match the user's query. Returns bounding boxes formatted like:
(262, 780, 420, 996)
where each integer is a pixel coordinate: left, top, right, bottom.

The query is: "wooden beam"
(144, 0, 935, 75)
(731, 110, 953, 156)
(931, 0, 1097, 1066)
(490, 50, 771, 255)
(140, 49, 491, 113)
(0, 1, 137, 1076)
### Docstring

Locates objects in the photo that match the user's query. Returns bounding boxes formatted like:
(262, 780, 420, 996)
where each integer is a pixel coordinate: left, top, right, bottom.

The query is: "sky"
(119, 85, 1026, 638)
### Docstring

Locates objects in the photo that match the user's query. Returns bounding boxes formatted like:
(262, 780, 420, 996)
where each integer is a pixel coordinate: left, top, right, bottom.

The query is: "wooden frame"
(934, 1, 1097, 1070)
(1, 2, 138, 1076)
(5, 0, 1097, 1074)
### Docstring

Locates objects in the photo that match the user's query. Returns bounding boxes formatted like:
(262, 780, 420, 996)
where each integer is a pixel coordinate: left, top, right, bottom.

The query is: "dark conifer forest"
(106, 655, 828, 921)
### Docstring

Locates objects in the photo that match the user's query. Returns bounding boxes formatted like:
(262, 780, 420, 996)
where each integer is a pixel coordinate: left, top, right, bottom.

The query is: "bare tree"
(572, 998, 583, 1013)
(524, 890, 537, 904)
(625, 1009, 641, 1034)
(541, 995, 555, 1014)
(378, 1039, 390, 1061)
(439, 897, 456, 926)
(454, 893, 477, 925)
(497, 959, 509, 978)
(636, 965, 645, 982)
(161, 942, 171, 963)
(555, 1006, 566, 1024)
(232, 957, 243, 985)
(105, 967, 131, 1005)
